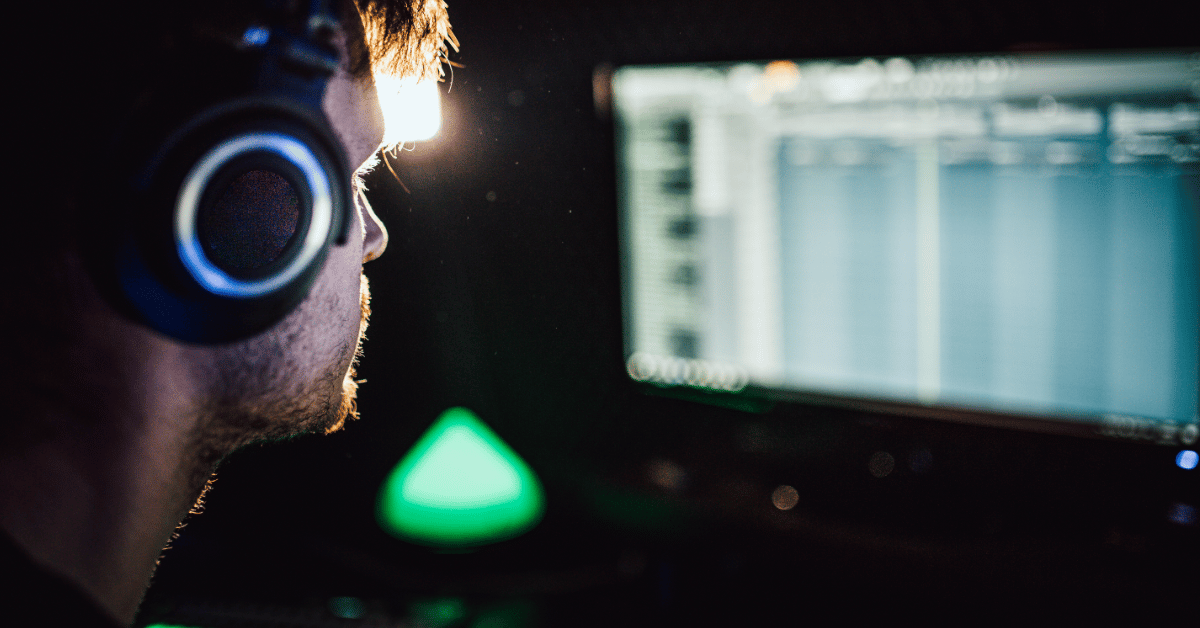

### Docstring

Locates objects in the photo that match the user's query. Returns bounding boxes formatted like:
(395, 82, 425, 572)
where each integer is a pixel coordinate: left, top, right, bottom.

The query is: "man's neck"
(0, 336, 212, 625)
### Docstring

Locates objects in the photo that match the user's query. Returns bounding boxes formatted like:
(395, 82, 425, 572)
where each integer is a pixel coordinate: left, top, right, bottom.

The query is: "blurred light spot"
(857, 58, 883, 76)
(1180, 424, 1198, 445)
(1167, 502, 1197, 526)
(329, 596, 366, 620)
(625, 352, 749, 391)
(647, 458, 687, 491)
(728, 63, 762, 95)
(763, 60, 801, 93)
(1177, 449, 1199, 470)
(485, 191, 497, 202)
(375, 74, 441, 144)
(593, 63, 614, 117)
(241, 25, 269, 47)
(884, 57, 915, 84)
(822, 60, 881, 103)
(376, 407, 545, 548)
(507, 89, 526, 107)
(976, 58, 1001, 83)
(772, 485, 799, 510)
(868, 451, 895, 478)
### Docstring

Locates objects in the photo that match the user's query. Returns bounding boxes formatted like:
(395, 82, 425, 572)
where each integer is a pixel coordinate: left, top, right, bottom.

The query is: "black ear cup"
(90, 5, 354, 345)
(108, 108, 351, 344)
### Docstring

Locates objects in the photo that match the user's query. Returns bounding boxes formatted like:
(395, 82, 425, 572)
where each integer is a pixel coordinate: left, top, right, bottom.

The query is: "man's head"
(11, 0, 455, 447)
(188, 0, 455, 450)
(1, 4, 454, 622)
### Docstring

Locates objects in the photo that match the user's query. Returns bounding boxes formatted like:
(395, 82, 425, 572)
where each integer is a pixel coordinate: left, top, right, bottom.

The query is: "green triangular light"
(376, 407, 545, 548)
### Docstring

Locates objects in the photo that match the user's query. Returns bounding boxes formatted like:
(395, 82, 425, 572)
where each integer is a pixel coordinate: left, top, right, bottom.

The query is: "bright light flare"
(375, 74, 441, 145)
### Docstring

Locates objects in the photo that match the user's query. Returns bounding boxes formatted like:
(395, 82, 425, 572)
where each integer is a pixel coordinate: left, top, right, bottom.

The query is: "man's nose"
(360, 192, 388, 263)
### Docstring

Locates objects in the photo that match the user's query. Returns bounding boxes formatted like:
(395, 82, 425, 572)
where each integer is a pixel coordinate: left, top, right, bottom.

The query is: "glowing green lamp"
(376, 407, 545, 548)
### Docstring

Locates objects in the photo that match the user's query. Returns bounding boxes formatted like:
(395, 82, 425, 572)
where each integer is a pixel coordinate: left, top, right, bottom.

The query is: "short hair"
(356, 0, 458, 81)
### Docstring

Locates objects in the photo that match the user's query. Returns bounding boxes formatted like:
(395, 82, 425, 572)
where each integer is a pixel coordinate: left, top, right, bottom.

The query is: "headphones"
(88, 0, 354, 344)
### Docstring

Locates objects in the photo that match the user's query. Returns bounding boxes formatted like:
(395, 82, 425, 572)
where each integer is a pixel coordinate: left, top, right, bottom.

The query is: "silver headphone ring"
(174, 132, 333, 299)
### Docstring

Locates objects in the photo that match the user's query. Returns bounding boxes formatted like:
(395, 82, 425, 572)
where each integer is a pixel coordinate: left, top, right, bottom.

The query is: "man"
(0, 1, 455, 625)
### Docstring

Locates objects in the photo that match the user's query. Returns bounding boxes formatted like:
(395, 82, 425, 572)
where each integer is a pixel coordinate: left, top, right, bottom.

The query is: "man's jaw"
(327, 272, 372, 434)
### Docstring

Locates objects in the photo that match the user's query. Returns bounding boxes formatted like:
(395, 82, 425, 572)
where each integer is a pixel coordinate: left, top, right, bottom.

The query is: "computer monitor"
(614, 50, 1200, 446)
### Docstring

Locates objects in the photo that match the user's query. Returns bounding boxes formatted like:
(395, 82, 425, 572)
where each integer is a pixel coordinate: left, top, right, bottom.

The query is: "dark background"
(138, 1, 1198, 625)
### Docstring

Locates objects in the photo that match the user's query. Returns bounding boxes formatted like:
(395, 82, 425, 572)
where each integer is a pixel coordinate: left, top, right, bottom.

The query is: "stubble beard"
(168, 273, 372, 572)
(188, 271, 373, 472)
(326, 272, 372, 435)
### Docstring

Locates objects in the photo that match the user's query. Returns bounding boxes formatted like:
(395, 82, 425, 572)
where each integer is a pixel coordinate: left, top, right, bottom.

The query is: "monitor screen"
(614, 50, 1200, 444)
